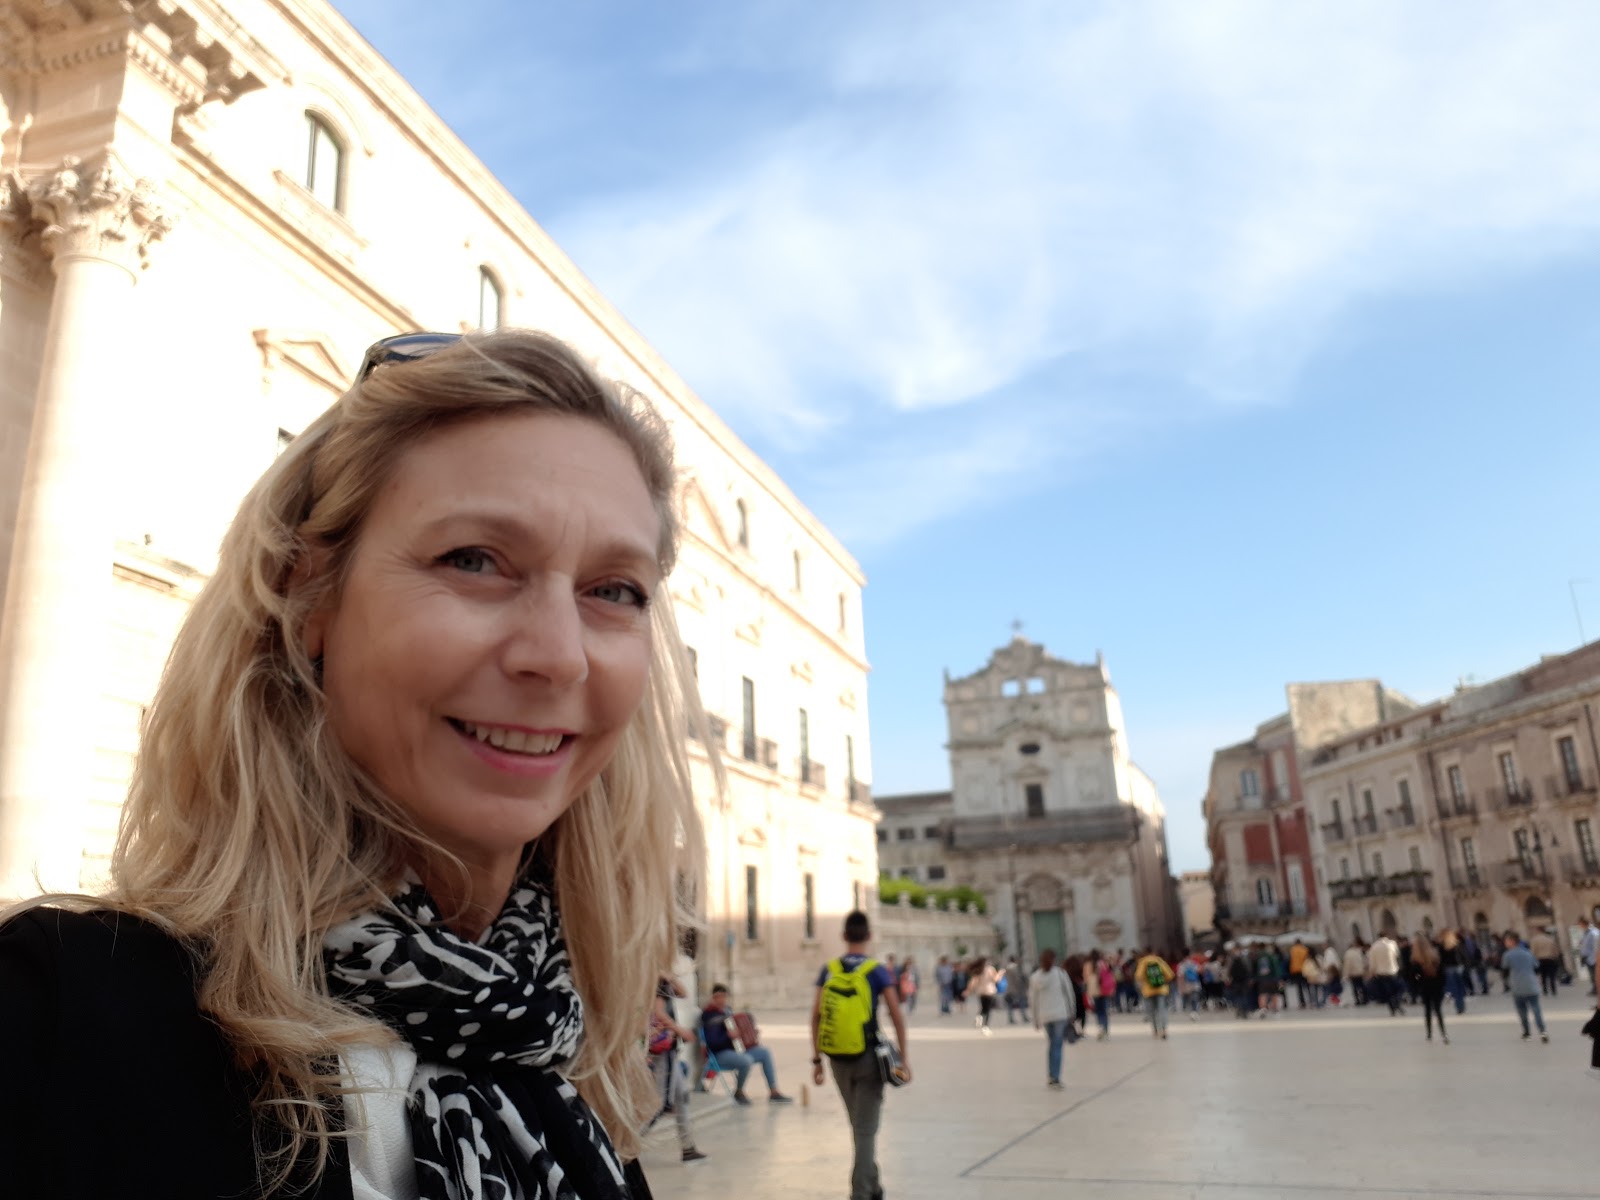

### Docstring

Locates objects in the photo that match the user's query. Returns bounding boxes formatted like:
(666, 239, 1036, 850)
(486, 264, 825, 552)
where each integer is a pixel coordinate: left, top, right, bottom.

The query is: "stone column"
(0, 155, 171, 899)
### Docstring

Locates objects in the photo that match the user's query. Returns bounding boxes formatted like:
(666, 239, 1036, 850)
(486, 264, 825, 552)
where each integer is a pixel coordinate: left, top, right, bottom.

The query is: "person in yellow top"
(1288, 938, 1311, 1008)
(1134, 949, 1177, 1041)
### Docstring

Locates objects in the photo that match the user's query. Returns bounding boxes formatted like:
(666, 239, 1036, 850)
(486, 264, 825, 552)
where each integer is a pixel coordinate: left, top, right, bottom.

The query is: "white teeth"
(460, 721, 563, 756)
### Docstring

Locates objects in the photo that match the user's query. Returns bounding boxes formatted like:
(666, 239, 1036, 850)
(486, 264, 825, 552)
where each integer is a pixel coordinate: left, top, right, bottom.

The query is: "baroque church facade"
(876, 637, 1182, 961)
(0, 0, 875, 1007)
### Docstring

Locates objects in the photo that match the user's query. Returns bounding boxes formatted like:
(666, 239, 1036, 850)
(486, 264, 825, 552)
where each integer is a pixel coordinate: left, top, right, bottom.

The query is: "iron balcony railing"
(1385, 806, 1418, 830)
(1561, 854, 1600, 883)
(1494, 859, 1545, 889)
(1330, 878, 1367, 903)
(1436, 795, 1479, 822)
(948, 805, 1140, 851)
(1353, 814, 1380, 837)
(1485, 782, 1536, 814)
(1321, 822, 1348, 845)
(1448, 866, 1485, 891)
(1546, 769, 1599, 803)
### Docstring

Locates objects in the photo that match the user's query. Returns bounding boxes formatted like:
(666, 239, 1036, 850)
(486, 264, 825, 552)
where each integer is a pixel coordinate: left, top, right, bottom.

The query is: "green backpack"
(817, 957, 877, 1057)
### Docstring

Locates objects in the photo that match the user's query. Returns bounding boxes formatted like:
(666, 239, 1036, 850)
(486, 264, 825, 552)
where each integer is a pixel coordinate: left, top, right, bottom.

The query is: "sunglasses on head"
(356, 331, 463, 381)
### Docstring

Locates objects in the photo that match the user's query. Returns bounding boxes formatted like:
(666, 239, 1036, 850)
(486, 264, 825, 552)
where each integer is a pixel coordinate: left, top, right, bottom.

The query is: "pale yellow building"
(0, 0, 875, 1006)
(1303, 643, 1600, 951)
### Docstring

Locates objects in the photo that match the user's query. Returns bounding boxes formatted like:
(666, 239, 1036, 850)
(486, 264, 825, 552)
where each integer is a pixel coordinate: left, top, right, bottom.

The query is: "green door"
(1032, 909, 1066, 960)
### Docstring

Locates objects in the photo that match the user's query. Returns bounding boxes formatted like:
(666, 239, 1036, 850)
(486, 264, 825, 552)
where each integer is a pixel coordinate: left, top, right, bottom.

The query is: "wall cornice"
(6, 0, 279, 105)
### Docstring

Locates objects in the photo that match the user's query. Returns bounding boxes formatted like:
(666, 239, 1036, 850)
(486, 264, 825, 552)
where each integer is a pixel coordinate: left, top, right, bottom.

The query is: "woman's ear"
(289, 542, 333, 660)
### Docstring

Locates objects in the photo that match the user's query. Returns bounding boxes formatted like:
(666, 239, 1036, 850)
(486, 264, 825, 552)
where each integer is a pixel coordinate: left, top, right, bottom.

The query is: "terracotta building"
(1204, 681, 1417, 940)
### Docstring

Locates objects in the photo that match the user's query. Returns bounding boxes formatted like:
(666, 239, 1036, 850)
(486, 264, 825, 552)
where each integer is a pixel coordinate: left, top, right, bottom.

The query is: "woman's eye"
(439, 547, 496, 574)
(590, 580, 649, 608)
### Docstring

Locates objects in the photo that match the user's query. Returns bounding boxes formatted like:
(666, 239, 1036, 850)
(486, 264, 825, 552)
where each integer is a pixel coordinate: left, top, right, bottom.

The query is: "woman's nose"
(502, 579, 588, 686)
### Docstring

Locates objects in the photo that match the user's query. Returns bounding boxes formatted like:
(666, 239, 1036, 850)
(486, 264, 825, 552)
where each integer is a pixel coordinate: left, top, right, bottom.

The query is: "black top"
(0, 908, 653, 1200)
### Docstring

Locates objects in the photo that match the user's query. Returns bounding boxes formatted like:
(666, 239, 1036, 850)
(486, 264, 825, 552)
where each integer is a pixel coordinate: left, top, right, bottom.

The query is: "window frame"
(744, 865, 760, 941)
(478, 266, 504, 330)
(303, 111, 347, 213)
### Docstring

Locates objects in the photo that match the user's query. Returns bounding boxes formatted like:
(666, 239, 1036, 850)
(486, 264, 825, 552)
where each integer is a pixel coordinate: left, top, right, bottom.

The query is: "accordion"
(724, 1011, 760, 1051)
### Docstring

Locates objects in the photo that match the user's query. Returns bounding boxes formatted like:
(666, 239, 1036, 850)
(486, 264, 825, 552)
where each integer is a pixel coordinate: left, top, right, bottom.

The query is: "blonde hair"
(11, 330, 705, 1185)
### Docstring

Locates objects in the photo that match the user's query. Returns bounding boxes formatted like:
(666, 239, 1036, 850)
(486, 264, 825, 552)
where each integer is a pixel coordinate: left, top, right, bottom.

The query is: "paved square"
(639, 991, 1598, 1200)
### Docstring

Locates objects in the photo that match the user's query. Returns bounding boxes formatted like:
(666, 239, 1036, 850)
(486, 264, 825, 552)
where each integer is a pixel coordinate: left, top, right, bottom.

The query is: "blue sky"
(335, 1, 1600, 872)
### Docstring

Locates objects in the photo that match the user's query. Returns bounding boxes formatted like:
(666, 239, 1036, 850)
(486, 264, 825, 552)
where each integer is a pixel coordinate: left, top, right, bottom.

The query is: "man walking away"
(812, 910, 911, 1200)
(1031, 949, 1077, 1089)
(1579, 918, 1599, 997)
(1227, 948, 1254, 1018)
(1503, 932, 1550, 1043)
(1530, 926, 1562, 996)
(1005, 956, 1030, 1024)
(1134, 948, 1176, 1040)
(936, 955, 955, 1015)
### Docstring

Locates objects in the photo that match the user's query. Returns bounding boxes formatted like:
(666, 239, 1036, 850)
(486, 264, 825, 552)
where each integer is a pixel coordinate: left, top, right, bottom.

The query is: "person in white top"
(1368, 933, 1404, 1014)
(1343, 941, 1370, 1006)
(1030, 949, 1079, 1090)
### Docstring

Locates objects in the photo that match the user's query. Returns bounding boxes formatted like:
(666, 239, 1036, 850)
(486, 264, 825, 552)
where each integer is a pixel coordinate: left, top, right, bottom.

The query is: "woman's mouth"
(447, 718, 573, 757)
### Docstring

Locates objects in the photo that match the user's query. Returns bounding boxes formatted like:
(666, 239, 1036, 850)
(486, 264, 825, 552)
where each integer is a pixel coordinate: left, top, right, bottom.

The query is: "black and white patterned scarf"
(324, 876, 631, 1200)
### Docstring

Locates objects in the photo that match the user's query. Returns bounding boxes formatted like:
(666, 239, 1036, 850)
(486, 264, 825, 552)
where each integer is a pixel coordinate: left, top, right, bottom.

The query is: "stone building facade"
(0, 0, 875, 1007)
(876, 637, 1182, 961)
(1303, 642, 1600, 949)
(1178, 869, 1215, 942)
(1204, 681, 1417, 940)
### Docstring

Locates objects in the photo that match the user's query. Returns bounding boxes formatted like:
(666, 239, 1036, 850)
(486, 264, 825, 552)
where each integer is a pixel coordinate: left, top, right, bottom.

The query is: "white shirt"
(343, 1042, 421, 1200)
(1029, 966, 1077, 1024)
(1368, 937, 1400, 977)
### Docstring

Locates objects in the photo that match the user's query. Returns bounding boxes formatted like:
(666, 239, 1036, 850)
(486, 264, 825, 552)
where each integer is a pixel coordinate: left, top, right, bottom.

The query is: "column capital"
(0, 172, 46, 287)
(26, 154, 174, 275)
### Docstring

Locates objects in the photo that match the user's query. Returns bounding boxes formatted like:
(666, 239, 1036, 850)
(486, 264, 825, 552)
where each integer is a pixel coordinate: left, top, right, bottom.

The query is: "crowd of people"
(909, 916, 1600, 1052)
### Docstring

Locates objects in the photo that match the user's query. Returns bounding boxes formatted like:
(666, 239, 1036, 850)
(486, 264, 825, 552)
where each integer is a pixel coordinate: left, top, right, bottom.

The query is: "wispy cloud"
(540, 0, 1600, 537)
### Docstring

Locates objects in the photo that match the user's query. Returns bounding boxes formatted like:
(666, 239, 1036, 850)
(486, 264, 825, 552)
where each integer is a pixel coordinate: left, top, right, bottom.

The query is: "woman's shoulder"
(1, 904, 202, 1010)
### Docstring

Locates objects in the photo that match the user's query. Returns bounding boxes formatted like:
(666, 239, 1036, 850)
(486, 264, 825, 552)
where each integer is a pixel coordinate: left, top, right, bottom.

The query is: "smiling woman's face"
(308, 411, 662, 879)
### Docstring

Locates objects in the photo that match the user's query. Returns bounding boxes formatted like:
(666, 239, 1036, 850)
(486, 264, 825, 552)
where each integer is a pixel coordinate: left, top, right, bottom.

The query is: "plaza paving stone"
(639, 988, 1599, 1200)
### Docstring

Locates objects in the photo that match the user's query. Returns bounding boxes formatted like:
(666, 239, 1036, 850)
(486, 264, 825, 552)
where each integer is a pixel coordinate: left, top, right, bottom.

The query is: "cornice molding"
(6, 0, 276, 105)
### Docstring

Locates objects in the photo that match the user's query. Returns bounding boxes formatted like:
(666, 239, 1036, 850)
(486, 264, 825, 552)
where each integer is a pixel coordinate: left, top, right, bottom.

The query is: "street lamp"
(1530, 821, 1567, 968)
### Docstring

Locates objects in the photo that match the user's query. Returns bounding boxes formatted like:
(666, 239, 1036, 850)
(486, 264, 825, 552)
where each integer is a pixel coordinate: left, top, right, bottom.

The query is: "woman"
(898, 956, 920, 1015)
(1409, 934, 1449, 1044)
(965, 957, 1005, 1035)
(1088, 950, 1115, 1040)
(1439, 929, 1467, 1015)
(1029, 949, 1077, 1089)
(1301, 948, 1325, 1009)
(0, 330, 704, 1199)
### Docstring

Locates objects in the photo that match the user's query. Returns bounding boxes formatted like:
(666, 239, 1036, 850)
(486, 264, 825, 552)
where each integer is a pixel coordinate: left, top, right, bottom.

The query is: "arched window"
(304, 112, 345, 212)
(735, 499, 749, 548)
(478, 267, 503, 330)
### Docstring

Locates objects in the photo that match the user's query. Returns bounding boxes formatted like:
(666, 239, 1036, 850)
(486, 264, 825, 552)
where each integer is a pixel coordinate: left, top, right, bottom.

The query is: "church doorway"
(1032, 910, 1066, 961)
